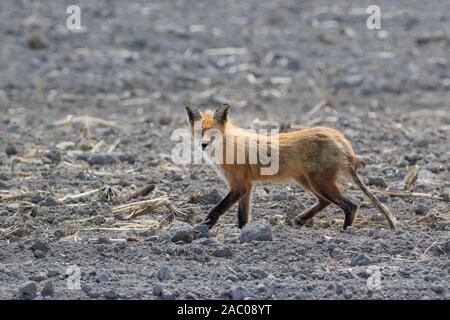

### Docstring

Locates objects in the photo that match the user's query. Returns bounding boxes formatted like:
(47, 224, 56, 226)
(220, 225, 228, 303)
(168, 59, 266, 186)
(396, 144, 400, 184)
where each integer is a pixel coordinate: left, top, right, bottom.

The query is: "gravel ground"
(0, 0, 449, 300)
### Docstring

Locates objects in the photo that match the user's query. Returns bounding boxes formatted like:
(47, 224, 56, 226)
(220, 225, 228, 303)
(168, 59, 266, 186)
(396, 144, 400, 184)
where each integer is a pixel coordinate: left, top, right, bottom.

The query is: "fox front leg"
(202, 188, 246, 229)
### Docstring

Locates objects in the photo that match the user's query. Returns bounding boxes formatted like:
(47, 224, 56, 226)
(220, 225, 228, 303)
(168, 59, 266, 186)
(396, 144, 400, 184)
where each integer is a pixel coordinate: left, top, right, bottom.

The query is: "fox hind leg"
(309, 175, 358, 230)
(291, 175, 330, 226)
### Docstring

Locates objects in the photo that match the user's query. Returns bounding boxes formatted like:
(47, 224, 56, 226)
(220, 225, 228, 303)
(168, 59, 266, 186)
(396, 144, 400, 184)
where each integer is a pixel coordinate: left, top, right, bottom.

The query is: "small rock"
(213, 246, 233, 258)
(104, 290, 118, 299)
(239, 221, 272, 243)
(161, 289, 175, 300)
(43, 197, 58, 207)
(26, 34, 48, 50)
(47, 271, 59, 278)
(227, 286, 250, 300)
(6, 203, 20, 211)
(368, 177, 387, 188)
(43, 148, 61, 162)
(168, 222, 194, 243)
(431, 284, 445, 294)
(330, 248, 344, 259)
(414, 202, 430, 215)
(96, 274, 109, 283)
(194, 224, 210, 239)
(87, 153, 115, 165)
(295, 292, 307, 299)
(19, 282, 38, 296)
(96, 236, 112, 244)
(0, 173, 9, 181)
(336, 284, 344, 294)
(41, 281, 54, 296)
(158, 266, 170, 281)
(31, 239, 50, 253)
(31, 194, 44, 204)
(5, 143, 18, 156)
(53, 229, 65, 239)
(351, 254, 371, 266)
(29, 273, 47, 282)
(343, 290, 353, 299)
(33, 249, 46, 259)
(153, 285, 163, 296)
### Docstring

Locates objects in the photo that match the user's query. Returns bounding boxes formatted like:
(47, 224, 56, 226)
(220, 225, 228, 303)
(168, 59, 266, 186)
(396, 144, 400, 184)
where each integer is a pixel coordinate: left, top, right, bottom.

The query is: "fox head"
(185, 102, 230, 150)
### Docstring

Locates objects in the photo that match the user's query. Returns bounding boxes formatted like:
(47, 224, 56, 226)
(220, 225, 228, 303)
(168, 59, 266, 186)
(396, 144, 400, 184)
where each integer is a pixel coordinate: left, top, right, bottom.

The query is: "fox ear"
(213, 103, 230, 123)
(185, 102, 202, 122)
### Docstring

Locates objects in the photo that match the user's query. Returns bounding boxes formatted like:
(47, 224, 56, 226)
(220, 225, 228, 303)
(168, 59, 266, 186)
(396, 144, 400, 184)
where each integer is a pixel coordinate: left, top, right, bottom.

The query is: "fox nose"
(201, 142, 209, 150)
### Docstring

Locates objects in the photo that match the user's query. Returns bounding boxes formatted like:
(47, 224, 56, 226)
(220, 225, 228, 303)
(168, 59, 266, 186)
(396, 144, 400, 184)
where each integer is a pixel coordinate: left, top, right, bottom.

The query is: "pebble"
(5, 143, 18, 156)
(161, 289, 175, 300)
(213, 246, 233, 258)
(19, 282, 38, 296)
(351, 254, 371, 266)
(153, 285, 163, 296)
(26, 34, 48, 50)
(227, 286, 250, 300)
(43, 197, 58, 207)
(31, 239, 51, 253)
(47, 270, 59, 278)
(414, 202, 430, 215)
(239, 221, 272, 243)
(87, 153, 115, 165)
(104, 290, 118, 299)
(194, 224, 210, 239)
(41, 281, 54, 296)
(158, 266, 170, 281)
(168, 222, 194, 243)
(96, 274, 109, 283)
(53, 229, 65, 239)
(367, 177, 387, 188)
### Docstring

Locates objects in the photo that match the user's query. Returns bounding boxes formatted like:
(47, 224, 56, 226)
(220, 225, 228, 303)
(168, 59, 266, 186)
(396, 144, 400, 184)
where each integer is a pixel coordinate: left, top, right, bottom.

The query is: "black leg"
(203, 189, 245, 229)
(293, 197, 330, 226)
(237, 189, 251, 228)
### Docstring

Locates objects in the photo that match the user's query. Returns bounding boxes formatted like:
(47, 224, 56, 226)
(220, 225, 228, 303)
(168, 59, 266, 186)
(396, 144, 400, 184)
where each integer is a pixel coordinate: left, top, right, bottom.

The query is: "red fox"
(185, 102, 397, 230)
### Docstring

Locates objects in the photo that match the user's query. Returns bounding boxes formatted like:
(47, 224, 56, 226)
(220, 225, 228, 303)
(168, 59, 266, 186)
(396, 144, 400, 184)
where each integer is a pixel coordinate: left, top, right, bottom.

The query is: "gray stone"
(33, 249, 46, 259)
(31, 239, 50, 253)
(161, 289, 175, 300)
(239, 221, 272, 243)
(351, 253, 371, 266)
(158, 266, 170, 281)
(153, 285, 163, 296)
(96, 274, 109, 283)
(194, 223, 210, 239)
(41, 281, 54, 296)
(87, 153, 115, 165)
(227, 286, 250, 300)
(414, 203, 429, 215)
(53, 229, 65, 239)
(104, 290, 118, 299)
(368, 177, 387, 188)
(19, 282, 38, 296)
(330, 248, 344, 259)
(43, 197, 58, 207)
(168, 222, 194, 243)
(213, 246, 233, 258)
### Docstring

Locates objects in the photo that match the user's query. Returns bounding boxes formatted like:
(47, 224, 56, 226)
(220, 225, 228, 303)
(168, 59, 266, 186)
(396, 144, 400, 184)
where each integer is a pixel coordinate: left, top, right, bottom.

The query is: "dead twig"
(126, 185, 155, 201)
(370, 188, 447, 202)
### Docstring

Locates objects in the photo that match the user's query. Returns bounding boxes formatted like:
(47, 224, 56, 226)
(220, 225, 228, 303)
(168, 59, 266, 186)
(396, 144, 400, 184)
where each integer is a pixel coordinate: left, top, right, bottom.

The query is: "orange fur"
(185, 103, 396, 230)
